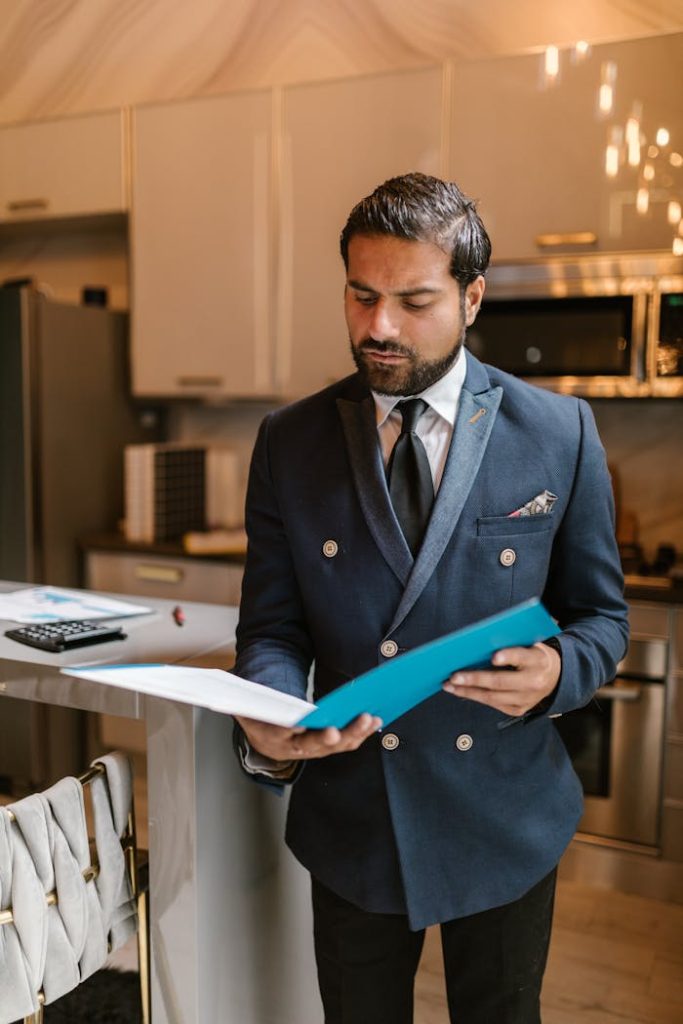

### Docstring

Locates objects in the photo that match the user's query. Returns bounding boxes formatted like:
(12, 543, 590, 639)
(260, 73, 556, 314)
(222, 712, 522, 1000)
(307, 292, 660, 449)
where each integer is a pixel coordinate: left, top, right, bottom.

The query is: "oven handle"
(595, 682, 642, 702)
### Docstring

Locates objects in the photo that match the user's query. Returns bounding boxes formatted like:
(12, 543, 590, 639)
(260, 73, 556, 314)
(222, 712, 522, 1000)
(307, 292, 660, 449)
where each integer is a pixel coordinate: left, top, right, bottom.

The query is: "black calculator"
(4, 620, 127, 653)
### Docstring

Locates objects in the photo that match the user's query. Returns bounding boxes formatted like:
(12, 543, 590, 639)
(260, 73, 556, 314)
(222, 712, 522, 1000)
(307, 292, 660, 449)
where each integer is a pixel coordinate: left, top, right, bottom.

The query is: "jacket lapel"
(335, 356, 502, 615)
(386, 358, 503, 634)
(336, 391, 413, 586)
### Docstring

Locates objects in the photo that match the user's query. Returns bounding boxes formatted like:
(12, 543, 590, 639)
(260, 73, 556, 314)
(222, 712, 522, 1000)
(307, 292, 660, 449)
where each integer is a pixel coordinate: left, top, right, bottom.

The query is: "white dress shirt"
(241, 350, 468, 776)
(373, 347, 467, 492)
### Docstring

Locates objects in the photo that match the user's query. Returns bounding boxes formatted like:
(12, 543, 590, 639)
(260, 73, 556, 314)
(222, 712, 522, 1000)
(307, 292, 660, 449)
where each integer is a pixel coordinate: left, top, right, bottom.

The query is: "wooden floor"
(415, 880, 683, 1024)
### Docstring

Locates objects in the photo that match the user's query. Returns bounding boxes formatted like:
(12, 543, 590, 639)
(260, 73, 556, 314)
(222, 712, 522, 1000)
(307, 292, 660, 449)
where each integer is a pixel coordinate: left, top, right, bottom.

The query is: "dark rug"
(11, 970, 142, 1024)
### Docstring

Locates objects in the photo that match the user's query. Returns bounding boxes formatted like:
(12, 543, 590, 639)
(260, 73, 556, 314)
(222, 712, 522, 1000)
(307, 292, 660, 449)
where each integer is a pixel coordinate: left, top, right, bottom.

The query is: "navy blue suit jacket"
(234, 353, 629, 930)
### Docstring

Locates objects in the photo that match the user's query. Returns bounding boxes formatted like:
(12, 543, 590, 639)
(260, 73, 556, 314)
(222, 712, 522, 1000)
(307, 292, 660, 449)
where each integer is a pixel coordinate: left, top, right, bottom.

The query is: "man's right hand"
(235, 712, 382, 763)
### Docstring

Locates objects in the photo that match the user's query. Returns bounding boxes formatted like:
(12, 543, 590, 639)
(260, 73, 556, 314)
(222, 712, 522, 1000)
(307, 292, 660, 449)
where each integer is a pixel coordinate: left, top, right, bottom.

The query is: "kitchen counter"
(81, 535, 683, 604)
(624, 576, 683, 605)
(80, 531, 247, 563)
(0, 582, 321, 1024)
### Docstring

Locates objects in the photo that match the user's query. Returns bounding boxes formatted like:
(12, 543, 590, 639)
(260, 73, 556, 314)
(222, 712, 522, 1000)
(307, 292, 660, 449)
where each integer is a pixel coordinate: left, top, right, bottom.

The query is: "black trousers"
(311, 868, 557, 1024)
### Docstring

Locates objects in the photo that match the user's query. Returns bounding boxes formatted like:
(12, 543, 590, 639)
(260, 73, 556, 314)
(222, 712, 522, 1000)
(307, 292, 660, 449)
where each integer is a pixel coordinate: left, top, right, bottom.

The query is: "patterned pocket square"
(508, 490, 558, 518)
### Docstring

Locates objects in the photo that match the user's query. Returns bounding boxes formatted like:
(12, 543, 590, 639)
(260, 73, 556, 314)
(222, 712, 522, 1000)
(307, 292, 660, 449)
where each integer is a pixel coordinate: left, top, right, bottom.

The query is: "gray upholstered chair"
(0, 754, 149, 1024)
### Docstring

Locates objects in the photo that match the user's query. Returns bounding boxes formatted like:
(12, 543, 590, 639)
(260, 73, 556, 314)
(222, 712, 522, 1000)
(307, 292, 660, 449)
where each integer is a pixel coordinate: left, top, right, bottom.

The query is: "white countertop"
(0, 581, 239, 717)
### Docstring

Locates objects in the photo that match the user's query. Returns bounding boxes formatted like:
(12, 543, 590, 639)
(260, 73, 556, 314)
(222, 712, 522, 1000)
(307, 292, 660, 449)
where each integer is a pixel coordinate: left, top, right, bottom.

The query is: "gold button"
(499, 548, 516, 567)
(322, 540, 338, 558)
(381, 733, 400, 751)
(380, 639, 399, 658)
(455, 734, 473, 752)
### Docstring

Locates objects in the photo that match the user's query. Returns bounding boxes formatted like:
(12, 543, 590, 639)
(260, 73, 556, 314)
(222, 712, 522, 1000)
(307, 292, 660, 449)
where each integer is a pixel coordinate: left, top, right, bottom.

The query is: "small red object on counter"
(172, 605, 185, 627)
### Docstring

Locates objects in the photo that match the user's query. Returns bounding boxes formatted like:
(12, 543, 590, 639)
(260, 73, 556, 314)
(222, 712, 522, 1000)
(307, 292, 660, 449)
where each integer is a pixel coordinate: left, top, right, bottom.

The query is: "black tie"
(387, 399, 434, 556)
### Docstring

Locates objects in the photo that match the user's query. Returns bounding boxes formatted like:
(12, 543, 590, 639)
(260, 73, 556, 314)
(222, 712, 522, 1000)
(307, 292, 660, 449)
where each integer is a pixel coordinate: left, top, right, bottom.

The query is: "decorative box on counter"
(124, 443, 242, 543)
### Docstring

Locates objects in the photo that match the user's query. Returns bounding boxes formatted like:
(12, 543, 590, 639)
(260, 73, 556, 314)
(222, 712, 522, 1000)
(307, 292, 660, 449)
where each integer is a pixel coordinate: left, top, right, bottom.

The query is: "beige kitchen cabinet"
(85, 548, 243, 606)
(449, 33, 683, 260)
(278, 67, 444, 398)
(131, 90, 274, 399)
(0, 110, 128, 223)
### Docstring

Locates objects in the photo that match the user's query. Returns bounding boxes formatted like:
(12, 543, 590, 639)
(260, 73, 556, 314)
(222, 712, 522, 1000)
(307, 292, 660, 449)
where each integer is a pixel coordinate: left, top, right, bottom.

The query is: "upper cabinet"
(279, 68, 444, 398)
(131, 90, 273, 399)
(449, 34, 683, 261)
(0, 111, 128, 223)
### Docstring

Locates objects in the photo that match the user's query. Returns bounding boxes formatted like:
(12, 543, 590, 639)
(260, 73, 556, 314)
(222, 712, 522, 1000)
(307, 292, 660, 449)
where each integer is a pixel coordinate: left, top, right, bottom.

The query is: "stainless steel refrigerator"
(0, 285, 158, 791)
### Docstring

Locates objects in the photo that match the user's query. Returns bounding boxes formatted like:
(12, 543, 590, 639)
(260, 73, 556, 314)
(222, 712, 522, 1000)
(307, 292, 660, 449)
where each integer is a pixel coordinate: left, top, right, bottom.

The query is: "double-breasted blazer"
(234, 352, 629, 930)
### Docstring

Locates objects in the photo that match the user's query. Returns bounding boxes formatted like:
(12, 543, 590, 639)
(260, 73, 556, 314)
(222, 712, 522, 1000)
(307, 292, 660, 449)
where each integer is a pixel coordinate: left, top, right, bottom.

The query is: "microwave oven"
(467, 252, 683, 397)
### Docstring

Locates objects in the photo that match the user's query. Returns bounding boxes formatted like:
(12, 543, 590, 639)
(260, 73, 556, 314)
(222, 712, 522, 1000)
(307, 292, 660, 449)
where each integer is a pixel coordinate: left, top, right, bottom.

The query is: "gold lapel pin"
(468, 408, 487, 425)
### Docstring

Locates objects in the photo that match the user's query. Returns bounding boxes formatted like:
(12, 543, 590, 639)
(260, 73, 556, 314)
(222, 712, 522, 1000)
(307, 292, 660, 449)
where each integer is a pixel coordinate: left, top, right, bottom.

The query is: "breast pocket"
(475, 515, 556, 604)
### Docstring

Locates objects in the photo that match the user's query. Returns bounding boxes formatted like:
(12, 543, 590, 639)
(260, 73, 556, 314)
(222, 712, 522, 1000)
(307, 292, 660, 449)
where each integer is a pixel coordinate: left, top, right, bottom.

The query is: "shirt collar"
(372, 347, 467, 428)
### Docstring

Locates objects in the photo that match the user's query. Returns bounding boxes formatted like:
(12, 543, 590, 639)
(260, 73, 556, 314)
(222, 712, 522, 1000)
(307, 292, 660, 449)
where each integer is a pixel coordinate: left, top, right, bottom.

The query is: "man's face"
(345, 234, 485, 396)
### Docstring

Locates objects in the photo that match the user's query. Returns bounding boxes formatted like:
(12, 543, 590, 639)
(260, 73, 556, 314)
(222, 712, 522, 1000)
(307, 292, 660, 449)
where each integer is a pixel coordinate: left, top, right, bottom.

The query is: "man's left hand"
(442, 642, 561, 717)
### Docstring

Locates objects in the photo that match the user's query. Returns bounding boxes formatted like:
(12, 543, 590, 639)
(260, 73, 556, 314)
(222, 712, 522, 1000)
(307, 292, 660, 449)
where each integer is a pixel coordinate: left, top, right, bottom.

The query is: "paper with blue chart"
(0, 586, 151, 623)
(62, 599, 559, 729)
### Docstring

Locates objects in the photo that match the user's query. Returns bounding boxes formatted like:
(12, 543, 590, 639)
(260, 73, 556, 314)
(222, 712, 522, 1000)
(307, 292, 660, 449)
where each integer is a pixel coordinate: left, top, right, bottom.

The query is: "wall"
(0, 222, 128, 309)
(590, 399, 683, 558)
(167, 400, 278, 512)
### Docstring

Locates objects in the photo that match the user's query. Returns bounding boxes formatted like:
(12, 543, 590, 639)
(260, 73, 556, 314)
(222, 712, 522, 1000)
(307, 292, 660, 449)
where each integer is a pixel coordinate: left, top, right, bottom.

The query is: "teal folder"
(298, 598, 559, 729)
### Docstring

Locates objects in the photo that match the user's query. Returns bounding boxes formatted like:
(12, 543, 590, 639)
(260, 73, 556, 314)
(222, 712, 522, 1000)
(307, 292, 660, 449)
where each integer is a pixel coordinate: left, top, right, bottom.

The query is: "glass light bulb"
(605, 145, 619, 177)
(602, 60, 617, 84)
(573, 40, 590, 63)
(625, 117, 640, 146)
(545, 46, 560, 79)
(668, 201, 682, 225)
(598, 84, 613, 115)
(628, 139, 641, 168)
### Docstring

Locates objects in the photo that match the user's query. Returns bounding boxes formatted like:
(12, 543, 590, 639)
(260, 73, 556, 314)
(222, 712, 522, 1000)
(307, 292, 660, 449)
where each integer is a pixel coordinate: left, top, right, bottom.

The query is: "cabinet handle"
(535, 232, 597, 248)
(594, 683, 642, 702)
(175, 375, 224, 388)
(6, 198, 49, 212)
(134, 564, 184, 584)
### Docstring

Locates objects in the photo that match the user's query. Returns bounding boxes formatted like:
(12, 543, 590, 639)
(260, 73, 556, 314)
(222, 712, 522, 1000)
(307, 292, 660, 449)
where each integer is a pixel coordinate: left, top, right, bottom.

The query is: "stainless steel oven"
(554, 635, 668, 850)
(468, 251, 683, 397)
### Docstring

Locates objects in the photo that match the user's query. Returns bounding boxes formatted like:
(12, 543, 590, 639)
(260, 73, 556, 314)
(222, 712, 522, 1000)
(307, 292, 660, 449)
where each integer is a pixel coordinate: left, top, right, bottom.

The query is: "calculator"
(4, 620, 127, 653)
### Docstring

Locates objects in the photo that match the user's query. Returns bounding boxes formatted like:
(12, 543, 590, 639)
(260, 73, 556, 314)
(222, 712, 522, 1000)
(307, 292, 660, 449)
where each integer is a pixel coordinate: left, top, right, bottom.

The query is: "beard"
(350, 328, 465, 396)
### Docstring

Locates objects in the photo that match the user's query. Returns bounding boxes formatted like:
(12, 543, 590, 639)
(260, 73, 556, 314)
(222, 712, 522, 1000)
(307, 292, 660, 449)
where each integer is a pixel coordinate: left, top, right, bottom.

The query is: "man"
(234, 173, 628, 1024)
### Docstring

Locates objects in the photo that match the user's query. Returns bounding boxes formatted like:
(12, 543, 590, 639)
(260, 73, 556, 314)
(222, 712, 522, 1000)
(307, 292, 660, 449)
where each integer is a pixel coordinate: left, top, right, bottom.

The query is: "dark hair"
(340, 172, 491, 285)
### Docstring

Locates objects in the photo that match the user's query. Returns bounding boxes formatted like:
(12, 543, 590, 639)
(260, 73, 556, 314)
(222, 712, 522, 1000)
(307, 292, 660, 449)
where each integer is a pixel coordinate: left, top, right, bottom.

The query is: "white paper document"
(60, 599, 559, 729)
(61, 663, 315, 727)
(0, 587, 152, 624)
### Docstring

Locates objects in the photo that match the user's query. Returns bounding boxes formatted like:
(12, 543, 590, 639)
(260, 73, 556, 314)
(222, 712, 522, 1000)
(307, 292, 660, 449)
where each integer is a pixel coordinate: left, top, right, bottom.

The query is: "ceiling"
(0, 0, 682, 123)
